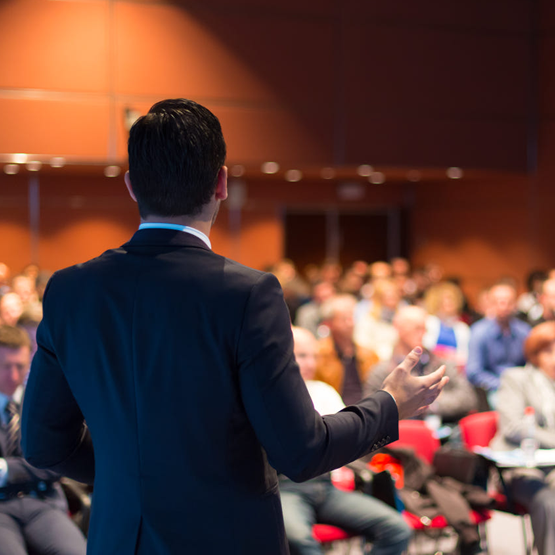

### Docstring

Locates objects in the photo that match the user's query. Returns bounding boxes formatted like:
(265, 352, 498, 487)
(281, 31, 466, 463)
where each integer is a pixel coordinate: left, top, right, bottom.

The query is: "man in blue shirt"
(466, 283, 531, 408)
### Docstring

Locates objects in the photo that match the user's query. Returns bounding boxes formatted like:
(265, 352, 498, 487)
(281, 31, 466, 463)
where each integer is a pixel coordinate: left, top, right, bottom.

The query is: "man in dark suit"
(0, 325, 86, 555)
(21, 99, 447, 555)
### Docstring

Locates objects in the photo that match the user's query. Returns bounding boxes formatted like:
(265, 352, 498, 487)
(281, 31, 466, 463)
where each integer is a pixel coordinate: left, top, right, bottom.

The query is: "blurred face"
(12, 277, 35, 304)
(0, 294, 23, 326)
(490, 285, 516, 323)
(541, 280, 555, 314)
(537, 341, 555, 381)
(381, 285, 400, 310)
(293, 329, 318, 381)
(439, 291, 458, 317)
(329, 306, 355, 340)
(313, 282, 335, 304)
(0, 346, 30, 397)
(396, 310, 427, 351)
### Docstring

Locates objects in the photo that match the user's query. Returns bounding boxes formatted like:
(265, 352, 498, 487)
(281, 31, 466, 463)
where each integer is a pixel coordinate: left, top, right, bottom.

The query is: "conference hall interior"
(0, 0, 554, 554)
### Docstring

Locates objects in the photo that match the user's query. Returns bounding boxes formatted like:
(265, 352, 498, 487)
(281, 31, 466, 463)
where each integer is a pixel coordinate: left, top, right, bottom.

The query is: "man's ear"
(124, 171, 137, 203)
(215, 166, 228, 201)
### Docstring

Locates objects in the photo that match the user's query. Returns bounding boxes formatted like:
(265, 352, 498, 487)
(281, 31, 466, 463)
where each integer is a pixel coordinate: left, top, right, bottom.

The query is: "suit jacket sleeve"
(1, 437, 62, 490)
(20, 277, 95, 485)
(236, 272, 398, 482)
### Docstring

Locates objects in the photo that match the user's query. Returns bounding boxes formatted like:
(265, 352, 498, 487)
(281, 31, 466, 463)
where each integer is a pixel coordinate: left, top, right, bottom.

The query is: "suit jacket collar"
(123, 228, 212, 252)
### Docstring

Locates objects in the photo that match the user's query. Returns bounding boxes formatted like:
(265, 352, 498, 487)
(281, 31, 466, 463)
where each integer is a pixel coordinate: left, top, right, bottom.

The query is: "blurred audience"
(314, 295, 378, 405)
(294, 281, 336, 337)
(423, 281, 470, 368)
(517, 270, 548, 321)
(466, 283, 531, 408)
(364, 306, 477, 424)
(491, 322, 555, 555)
(271, 259, 310, 321)
(11, 274, 39, 310)
(279, 327, 411, 555)
(354, 279, 402, 361)
(0, 325, 86, 554)
(0, 293, 24, 327)
(520, 278, 555, 327)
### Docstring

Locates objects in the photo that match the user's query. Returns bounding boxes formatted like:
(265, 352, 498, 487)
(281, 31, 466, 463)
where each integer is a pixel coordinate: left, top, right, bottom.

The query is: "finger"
(426, 374, 450, 392)
(395, 347, 423, 375)
(413, 405, 430, 416)
(422, 377, 450, 407)
(418, 365, 446, 388)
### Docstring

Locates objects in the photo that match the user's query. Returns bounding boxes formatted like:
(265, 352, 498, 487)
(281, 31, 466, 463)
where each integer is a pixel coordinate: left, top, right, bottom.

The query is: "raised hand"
(381, 347, 449, 420)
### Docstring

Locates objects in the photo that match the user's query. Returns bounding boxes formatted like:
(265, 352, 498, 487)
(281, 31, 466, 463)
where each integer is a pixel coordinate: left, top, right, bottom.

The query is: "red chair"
(312, 524, 358, 553)
(389, 420, 491, 554)
(459, 411, 499, 449)
(458, 411, 533, 555)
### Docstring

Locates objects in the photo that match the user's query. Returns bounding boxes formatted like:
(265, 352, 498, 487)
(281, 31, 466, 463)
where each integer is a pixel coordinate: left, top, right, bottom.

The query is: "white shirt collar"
(138, 223, 211, 249)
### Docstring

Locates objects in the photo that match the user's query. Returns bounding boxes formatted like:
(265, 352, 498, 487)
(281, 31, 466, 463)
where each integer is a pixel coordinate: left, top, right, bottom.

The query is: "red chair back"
(459, 411, 498, 448)
(389, 420, 440, 464)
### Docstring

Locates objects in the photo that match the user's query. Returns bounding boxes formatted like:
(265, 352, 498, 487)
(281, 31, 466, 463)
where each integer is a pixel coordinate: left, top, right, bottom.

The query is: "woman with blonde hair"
(423, 281, 470, 367)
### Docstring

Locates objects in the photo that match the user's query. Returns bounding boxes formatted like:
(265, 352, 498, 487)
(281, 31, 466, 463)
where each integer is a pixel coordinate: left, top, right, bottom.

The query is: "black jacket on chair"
(21, 228, 398, 555)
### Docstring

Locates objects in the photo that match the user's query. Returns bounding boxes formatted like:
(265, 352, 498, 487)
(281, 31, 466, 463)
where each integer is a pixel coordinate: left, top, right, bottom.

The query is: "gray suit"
(491, 365, 555, 555)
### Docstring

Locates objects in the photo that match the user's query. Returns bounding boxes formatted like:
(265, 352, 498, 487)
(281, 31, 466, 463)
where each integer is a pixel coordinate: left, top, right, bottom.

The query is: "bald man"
(365, 306, 476, 423)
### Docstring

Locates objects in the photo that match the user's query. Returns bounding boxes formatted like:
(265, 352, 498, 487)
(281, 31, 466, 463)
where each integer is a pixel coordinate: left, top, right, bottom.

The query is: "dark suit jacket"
(21, 229, 398, 555)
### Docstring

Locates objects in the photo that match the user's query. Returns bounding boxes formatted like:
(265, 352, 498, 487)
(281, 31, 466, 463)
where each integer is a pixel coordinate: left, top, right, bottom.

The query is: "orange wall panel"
(215, 104, 333, 164)
(0, 0, 109, 92)
(0, 97, 110, 157)
(114, 2, 274, 101)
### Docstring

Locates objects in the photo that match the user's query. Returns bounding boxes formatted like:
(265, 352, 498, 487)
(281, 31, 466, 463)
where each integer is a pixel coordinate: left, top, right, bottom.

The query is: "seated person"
(466, 282, 530, 408)
(491, 321, 555, 555)
(422, 281, 470, 368)
(0, 325, 86, 555)
(314, 295, 378, 405)
(365, 306, 477, 424)
(354, 279, 401, 362)
(279, 327, 411, 555)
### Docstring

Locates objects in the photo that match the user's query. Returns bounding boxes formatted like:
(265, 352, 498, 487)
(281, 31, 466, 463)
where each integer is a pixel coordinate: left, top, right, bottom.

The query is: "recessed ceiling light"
(26, 161, 42, 172)
(50, 157, 66, 168)
(447, 167, 463, 179)
(369, 172, 386, 184)
(285, 169, 303, 182)
(321, 167, 336, 179)
(3, 164, 19, 175)
(357, 164, 373, 177)
(261, 162, 280, 174)
(230, 165, 245, 177)
(104, 165, 121, 178)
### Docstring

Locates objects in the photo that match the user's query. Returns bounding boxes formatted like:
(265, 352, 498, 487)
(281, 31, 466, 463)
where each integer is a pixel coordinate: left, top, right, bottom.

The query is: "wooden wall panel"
(343, 116, 528, 170)
(342, 25, 529, 169)
(114, 2, 273, 101)
(539, 36, 555, 118)
(343, 0, 530, 32)
(0, 98, 110, 157)
(0, 173, 30, 272)
(0, 0, 108, 92)
(214, 104, 333, 164)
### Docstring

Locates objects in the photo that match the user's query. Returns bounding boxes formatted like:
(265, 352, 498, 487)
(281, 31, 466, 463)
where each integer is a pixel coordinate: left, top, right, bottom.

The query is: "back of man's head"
(128, 98, 227, 218)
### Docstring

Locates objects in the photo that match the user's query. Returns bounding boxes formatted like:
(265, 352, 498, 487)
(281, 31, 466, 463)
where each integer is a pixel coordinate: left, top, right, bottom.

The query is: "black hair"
(128, 99, 226, 218)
